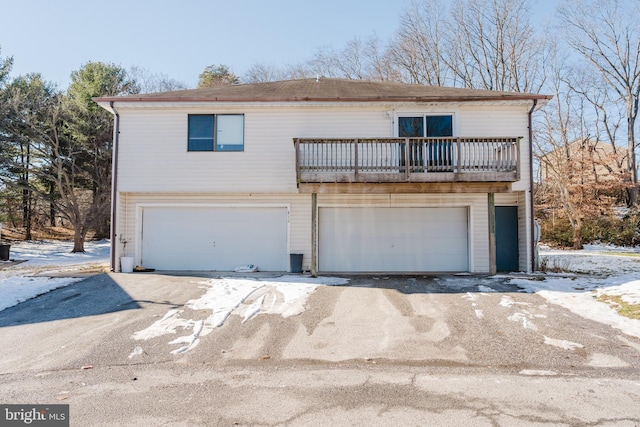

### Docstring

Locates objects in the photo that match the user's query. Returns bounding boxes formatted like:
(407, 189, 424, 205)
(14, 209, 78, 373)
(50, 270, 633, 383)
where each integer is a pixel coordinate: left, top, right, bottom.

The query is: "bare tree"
(243, 62, 289, 83)
(446, 0, 546, 92)
(306, 45, 344, 79)
(364, 35, 402, 82)
(128, 66, 188, 92)
(535, 48, 585, 247)
(304, 36, 398, 81)
(566, 68, 629, 179)
(389, 0, 452, 85)
(46, 98, 110, 252)
(558, 0, 640, 205)
(335, 38, 367, 79)
(536, 46, 629, 248)
(389, 0, 546, 91)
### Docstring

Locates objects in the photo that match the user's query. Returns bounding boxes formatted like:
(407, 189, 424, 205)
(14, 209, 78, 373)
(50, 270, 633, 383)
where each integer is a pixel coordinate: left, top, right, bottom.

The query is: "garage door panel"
(142, 207, 288, 271)
(319, 207, 468, 272)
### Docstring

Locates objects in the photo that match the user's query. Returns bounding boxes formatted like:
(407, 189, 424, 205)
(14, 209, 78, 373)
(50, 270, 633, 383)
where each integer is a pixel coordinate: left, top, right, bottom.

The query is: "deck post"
(311, 192, 318, 277)
(488, 192, 497, 275)
(404, 138, 410, 180)
(354, 138, 359, 179)
(294, 138, 300, 186)
(456, 137, 462, 173)
(516, 137, 522, 182)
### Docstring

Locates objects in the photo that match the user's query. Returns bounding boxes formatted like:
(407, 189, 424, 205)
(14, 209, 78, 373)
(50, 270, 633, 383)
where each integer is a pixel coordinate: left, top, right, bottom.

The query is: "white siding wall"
(117, 107, 393, 193)
(116, 192, 493, 273)
(116, 193, 312, 271)
(113, 102, 532, 273)
(317, 193, 490, 273)
(518, 191, 532, 271)
(458, 105, 531, 192)
(116, 103, 531, 194)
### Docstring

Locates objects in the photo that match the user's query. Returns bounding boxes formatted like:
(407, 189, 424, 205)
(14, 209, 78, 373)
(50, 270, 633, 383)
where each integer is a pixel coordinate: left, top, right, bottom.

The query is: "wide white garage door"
(319, 207, 468, 272)
(141, 206, 288, 271)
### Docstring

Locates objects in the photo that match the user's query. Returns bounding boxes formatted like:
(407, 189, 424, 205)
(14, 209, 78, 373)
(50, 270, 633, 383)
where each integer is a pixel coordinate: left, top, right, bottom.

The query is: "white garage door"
(141, 206, 288, 271)
(319, 207, 468, 272)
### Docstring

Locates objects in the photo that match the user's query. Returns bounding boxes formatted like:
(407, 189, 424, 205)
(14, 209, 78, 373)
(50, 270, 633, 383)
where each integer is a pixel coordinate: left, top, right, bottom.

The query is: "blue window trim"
(397, 114, 454, 169)
(397, 114, 454, 137)
(187, 114, 244, 152)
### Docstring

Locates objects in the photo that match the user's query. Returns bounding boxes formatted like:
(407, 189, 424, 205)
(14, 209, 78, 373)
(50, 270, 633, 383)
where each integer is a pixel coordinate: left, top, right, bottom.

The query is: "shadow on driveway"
(323, 273, 529, 294)
(137, 270, 531, 294)
(0, 271, 535, 328)
(0, 274, 144, 327)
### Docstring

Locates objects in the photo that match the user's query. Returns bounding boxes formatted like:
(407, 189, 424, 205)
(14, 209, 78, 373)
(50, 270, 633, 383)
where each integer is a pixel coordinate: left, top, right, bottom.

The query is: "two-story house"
(95, 78, 550, 274)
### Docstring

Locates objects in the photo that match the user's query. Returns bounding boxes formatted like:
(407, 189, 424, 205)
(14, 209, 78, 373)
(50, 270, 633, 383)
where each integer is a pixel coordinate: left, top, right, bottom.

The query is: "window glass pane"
(398, 116, 424, 137)
(426, 115, 453, 137)
(188, 115, 214, 151)
(216, 114, 244, 151)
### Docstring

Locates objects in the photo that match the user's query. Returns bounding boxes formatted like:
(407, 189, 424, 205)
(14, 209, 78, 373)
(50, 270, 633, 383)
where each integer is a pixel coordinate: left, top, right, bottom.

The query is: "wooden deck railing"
(294, 137, 521, 183)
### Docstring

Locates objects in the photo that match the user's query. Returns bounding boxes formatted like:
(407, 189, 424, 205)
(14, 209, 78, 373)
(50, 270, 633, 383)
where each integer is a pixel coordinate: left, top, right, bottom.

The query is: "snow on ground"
(509, 245, 640, 339)
(0, 240, 110, 311)
(132, 275, 350, 354)
(0, 239, 639, 349)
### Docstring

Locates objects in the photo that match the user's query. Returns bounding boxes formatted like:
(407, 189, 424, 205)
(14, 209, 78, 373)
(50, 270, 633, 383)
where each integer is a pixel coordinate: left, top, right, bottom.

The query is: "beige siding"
(117, 104, 531, 194)
(495, 193, 520, 205)
(115, 193, 312, 271)
(459, 104, 534, 270)
(518, 191, 532, 272)
(117, 107, 393, 194)
(112, 102, 533, 273)
(117, 191, 493, 273)
(317, 193, 490, 273)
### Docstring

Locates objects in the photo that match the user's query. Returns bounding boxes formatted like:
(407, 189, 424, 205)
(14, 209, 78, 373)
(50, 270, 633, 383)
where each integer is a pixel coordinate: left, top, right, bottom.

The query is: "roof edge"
(94, 94, 553, 104)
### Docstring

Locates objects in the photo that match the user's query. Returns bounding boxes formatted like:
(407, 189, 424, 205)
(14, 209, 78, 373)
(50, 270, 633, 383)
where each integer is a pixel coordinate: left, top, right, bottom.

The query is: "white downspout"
(528, 99, 538, 272)
(108, 101, 120, 272)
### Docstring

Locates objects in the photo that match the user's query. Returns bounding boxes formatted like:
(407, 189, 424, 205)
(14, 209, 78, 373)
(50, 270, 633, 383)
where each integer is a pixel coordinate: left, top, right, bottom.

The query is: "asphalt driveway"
(1, 272, 639, 425)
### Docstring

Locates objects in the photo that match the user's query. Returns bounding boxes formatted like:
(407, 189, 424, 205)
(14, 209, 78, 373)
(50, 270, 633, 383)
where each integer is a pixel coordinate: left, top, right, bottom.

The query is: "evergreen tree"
(64, 62, 138, 245)
(0, 74, 57, 239)
(198, 64, 239, 87)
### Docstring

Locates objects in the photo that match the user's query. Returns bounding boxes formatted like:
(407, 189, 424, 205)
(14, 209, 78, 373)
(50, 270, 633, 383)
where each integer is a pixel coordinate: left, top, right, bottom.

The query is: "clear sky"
(0, 0, 559, 89)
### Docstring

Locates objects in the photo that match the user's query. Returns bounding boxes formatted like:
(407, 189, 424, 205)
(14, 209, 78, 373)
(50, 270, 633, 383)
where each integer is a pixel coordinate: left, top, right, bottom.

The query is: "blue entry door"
(495, 206, 519, 271)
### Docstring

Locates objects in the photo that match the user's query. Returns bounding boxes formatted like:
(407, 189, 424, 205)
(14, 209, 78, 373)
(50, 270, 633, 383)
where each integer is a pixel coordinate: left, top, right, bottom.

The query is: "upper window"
(188, 114, 244, 152)
(398, 115, 453, 137)
(397, 115, 454, 169)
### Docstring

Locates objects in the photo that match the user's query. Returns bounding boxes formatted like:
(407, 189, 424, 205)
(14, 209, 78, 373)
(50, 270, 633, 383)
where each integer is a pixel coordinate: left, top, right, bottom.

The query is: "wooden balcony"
(294, 137, 521, 184)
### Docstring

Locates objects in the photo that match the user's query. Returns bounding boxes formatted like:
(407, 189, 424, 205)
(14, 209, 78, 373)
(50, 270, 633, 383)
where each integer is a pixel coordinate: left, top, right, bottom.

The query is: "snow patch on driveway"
(132, 275, 349, 354)
(508, 312, 538, 330)
(544, 336, 584, 351)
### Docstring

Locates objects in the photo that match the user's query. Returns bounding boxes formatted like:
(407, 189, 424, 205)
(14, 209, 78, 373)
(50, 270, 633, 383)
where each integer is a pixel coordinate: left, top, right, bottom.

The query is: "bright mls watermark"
(1, 405, 69, 426)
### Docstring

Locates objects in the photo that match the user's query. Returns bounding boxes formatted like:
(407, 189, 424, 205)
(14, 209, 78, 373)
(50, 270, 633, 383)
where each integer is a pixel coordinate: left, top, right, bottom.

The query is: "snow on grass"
(595, 280, 640, 305)
(0, 275, 85, 312)
(512, 245, 640, 339)
(0, 240, 110, 311)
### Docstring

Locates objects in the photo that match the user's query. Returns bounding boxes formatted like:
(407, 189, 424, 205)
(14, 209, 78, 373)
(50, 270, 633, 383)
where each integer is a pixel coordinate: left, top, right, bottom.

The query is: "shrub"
(538, 214, 640, 248)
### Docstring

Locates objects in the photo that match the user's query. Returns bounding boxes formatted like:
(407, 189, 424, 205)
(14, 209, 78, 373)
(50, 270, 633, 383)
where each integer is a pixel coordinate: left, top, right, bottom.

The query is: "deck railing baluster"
(294, 137, 520, 182)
